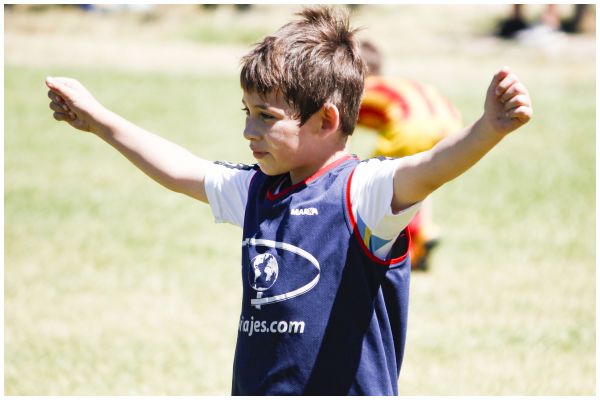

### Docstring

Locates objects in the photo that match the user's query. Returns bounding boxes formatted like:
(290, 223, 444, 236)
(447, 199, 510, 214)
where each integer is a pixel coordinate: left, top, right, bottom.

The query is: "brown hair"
(359, 40, 383, 76)
(240, 6, 365, 136)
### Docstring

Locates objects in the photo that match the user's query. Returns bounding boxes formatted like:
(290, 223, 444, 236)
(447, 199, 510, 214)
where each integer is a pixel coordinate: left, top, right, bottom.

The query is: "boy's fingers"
(47, 90, 64, 103)
(52, 111, 74, 122)
(46, 78, 67, 97)
(500, 82, 527, 103)
(49, 101, 65, 113)
(493, 66, 510, 80)
(507, 105, 533, 123)
(495, 72, 518, 97)
(491, 67, 511, 88)
(45, 76, 60, 90)
(53, 76, 80, 87)
(49, 101, 74, 116)
(53, 77, 85, 92)
(46, 76, 77, 87)
(503, 94, 530, 111)
(46, 76, 77, 99)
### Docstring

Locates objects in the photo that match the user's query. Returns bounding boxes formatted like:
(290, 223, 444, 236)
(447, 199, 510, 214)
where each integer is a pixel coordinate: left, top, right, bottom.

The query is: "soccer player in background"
(357, 40, 463, 270)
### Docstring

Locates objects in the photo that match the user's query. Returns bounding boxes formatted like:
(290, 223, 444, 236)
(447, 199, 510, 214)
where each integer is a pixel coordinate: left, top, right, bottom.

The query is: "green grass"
(4, 4, 596, 396)
(179, 7, 274, 45)
(5, 67, 246, 394)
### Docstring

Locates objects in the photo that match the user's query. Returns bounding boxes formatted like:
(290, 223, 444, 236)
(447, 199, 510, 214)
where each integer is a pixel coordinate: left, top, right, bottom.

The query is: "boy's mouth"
(250, 146, 268, 159)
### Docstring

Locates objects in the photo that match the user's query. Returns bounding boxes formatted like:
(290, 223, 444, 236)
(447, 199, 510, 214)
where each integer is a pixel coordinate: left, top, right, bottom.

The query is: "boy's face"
(242, 90, 322, 181)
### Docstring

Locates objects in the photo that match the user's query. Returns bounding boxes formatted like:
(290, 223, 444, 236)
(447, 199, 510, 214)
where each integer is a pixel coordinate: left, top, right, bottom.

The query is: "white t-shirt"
(204, 157, 420, 260)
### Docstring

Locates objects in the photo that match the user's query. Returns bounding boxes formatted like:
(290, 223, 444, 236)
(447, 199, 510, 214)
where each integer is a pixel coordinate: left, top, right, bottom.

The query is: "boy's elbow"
(391, 180, 438, 213)
(410, 181, 443, 205)
(393, 152, 446, 205)
(170, 175, 208, 203)
(422, 177, 446, 196)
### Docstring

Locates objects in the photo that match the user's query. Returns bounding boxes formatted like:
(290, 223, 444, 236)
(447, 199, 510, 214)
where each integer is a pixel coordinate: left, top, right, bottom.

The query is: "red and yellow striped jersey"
(358, 76, 463, 158)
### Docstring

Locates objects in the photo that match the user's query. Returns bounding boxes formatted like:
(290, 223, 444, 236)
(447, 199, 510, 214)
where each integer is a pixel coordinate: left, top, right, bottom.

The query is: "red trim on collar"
(266, 155, 355, 201)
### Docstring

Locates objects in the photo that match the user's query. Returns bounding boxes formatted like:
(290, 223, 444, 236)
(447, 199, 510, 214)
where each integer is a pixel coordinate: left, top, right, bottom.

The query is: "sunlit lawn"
(5, 4, 595, 395)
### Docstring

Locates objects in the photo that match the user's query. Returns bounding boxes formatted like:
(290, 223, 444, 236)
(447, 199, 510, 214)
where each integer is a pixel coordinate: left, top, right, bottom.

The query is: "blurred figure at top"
(356, 40, 463, 271)
(497, 4, 590, 39)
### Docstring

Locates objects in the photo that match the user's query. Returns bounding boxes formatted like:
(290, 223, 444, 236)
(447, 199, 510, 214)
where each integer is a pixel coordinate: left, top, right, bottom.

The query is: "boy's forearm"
(419, 117, 505, 189)
(392, 117, 506, 210)
(392, 68, 532, 210)
(46, 77, 212, 202)
(93, 110, 212, 202)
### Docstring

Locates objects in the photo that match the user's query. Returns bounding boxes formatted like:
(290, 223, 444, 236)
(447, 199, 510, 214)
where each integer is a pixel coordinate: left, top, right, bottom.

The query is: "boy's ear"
(319, 103, 340, 134)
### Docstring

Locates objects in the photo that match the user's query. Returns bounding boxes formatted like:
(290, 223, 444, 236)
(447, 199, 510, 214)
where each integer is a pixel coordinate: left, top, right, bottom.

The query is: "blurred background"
(4, 4, 596, 395)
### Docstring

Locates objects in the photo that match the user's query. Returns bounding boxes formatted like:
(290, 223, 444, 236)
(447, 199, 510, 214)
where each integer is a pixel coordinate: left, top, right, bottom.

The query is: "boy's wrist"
(474, 115, 509, 142)
(89, 108, 120, 138)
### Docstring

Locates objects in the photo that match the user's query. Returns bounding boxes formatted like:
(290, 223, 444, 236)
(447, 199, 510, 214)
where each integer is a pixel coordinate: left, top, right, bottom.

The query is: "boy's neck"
(289, 150, 349, 185)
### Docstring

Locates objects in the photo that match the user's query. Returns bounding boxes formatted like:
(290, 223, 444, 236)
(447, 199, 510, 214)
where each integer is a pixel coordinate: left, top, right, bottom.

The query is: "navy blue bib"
(232, 156, 411, 395)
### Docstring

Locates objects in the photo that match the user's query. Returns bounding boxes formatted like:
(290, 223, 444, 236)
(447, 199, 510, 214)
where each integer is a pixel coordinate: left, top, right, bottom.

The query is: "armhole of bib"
(344, 168, 410, 267)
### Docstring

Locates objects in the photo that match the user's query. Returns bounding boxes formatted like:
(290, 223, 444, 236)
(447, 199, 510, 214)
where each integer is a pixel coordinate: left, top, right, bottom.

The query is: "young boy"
(356, 40, 464, 271)
(46, 6, 532, 396)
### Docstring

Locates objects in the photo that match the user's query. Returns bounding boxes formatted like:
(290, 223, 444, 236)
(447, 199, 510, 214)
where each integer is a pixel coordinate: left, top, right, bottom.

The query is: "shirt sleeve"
(204, 162, 257, 227)
(350, 158, 421, 259)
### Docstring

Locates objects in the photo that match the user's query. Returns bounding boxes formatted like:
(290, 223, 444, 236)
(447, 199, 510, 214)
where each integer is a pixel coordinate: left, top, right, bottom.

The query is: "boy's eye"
(241, 107, 275, 121)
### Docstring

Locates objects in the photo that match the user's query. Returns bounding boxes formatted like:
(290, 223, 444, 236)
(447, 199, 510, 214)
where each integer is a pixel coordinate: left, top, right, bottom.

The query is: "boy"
(357, 40, 464, 271)
(46, 6, 531, 396)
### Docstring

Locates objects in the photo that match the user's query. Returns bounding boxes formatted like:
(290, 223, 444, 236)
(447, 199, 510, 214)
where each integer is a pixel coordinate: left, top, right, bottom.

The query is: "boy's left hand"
(482, 67, 533, 136)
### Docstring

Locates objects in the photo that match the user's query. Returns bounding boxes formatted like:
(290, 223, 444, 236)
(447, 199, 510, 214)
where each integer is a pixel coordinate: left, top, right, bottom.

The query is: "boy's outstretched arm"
(46, 77, 212, 203)
(391, 67, 533, 212)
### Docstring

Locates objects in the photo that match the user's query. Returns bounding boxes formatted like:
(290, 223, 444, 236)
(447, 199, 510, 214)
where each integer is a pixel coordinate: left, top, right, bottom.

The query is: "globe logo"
(249, 253, 279, 291)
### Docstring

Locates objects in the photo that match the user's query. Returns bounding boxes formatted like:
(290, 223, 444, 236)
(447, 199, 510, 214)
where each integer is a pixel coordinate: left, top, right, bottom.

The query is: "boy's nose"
(243, 123, 261, 141)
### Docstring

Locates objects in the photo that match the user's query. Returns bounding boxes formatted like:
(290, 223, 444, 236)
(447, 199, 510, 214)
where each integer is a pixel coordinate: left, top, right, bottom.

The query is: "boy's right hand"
(46, 77, 108, 134)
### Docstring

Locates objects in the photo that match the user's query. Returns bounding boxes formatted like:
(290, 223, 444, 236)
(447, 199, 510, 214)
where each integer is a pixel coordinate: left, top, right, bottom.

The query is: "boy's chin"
(257, 163, 285, 176)
(258, 167, 280, 176)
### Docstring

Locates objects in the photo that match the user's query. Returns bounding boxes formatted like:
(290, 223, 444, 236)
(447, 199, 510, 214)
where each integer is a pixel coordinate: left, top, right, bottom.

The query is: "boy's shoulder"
(214, 160, 260, 171)
(360, 156, 394, 163)
(353, 156, 399, 182)
(358, 156, 396, 167)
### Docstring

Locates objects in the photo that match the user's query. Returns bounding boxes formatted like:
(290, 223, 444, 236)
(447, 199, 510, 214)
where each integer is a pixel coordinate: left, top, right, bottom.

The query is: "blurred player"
(356, 40, 463, 271)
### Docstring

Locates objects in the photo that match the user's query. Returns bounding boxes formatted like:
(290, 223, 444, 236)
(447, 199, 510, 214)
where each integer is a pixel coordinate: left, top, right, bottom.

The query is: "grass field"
(4, 4, 596, 395)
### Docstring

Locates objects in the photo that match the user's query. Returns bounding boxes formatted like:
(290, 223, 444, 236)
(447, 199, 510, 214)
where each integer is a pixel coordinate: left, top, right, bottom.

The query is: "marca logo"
(290, 207, 319, 216)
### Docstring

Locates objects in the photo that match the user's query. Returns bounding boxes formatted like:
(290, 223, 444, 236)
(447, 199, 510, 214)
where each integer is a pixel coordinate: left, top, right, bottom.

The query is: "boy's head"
(240, 6, 365, 136)
(359, 40, 383, 76)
